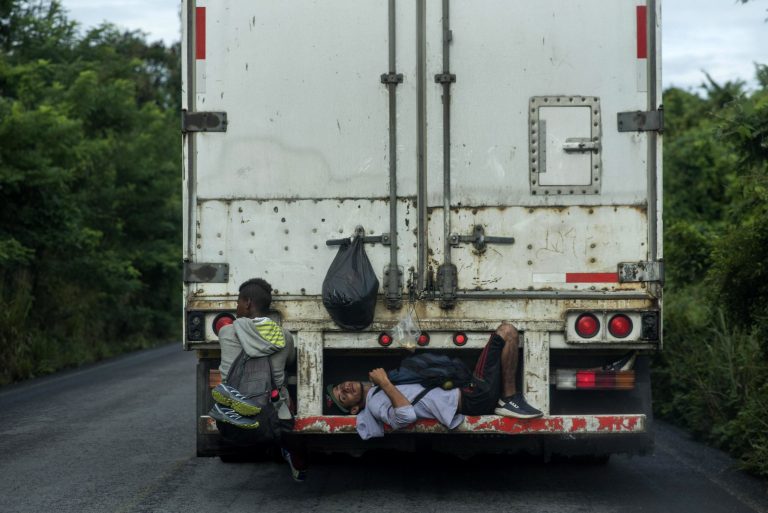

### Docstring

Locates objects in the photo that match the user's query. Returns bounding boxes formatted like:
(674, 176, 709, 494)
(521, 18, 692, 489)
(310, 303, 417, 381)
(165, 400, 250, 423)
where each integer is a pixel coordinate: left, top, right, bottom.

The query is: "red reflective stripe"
(195, 7, 206, 60)
(636, 5, 648, 59)
(565, 273, 619, 283)
(473, 337, 492, 377)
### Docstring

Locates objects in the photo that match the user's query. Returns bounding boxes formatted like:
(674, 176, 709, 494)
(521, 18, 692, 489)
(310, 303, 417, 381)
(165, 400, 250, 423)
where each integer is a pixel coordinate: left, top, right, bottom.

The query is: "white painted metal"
(538, 106, 593, 186)
(426, 0, 649, 207)
(428, 206, 647, 292)
(186, 0, 657, 296)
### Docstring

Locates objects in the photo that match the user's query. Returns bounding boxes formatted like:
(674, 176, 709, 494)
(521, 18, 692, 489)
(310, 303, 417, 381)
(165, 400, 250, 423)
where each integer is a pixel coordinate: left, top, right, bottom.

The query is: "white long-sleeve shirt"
(355, 383, 464, 440)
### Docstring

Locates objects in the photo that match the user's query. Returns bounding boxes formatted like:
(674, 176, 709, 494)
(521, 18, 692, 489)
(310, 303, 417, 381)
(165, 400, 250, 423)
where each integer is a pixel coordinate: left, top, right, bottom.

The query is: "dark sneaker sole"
(212, 388, 262, 416)
(494, 407, 543, 419)
(213, 416, 261, 429)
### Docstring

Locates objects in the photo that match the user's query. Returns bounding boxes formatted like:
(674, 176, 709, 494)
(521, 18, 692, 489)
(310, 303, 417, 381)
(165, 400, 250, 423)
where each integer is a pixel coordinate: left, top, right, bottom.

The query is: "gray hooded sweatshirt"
(218, 316, 294, 387)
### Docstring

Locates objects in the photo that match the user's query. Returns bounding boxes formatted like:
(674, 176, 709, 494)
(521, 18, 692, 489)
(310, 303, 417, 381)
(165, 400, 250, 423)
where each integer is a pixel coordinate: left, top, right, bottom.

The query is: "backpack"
(217, 350, 288, 444)
(374, 353, 474, 405)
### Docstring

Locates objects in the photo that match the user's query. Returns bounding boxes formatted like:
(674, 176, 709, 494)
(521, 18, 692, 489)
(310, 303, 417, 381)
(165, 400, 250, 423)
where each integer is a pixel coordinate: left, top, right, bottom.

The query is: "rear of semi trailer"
(183, 0, 663, 458)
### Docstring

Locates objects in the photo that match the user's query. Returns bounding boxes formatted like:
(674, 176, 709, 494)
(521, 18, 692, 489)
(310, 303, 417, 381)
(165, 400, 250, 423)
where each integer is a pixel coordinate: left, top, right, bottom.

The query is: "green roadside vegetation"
(0, 0, 181, 383)
(656, 69, 768, 477)
(1, 0, 766, 478)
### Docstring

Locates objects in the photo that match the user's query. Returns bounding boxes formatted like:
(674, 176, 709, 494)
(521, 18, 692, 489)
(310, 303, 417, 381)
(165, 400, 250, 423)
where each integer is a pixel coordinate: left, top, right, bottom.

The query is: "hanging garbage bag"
(322, 236, 379, 331)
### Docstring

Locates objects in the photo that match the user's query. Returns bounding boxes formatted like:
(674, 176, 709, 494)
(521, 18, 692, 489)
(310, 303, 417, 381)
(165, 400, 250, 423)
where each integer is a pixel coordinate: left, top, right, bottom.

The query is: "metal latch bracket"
(618, 261, 664, 283)
(450, 225, 515, 253)
(380, 73, 404, 85)
(617, 108, 664, 133)
(326, 226, 391, 247)
(182, 110, 228, 133)
(563, 138, 600, 153)
(184, 262, 230, 283)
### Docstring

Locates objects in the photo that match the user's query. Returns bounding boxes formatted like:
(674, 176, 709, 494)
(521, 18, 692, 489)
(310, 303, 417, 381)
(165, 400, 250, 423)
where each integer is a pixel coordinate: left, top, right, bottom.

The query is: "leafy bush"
(658, 67, 768, 476)
(0, 1, 181, 384)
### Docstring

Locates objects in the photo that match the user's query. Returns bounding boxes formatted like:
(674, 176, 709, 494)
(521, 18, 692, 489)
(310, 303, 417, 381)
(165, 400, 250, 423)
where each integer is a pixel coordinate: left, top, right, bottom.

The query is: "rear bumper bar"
(292, 414, 646, 435)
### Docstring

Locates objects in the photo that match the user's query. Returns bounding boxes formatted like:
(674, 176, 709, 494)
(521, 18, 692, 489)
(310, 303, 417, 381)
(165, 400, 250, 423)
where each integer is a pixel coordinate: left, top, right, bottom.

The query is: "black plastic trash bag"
(322, 236, 379, 331)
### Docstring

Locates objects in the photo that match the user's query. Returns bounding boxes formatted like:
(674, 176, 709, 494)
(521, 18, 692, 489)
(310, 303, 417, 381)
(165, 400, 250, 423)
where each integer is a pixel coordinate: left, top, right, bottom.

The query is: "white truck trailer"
(182, 0, 663, 458)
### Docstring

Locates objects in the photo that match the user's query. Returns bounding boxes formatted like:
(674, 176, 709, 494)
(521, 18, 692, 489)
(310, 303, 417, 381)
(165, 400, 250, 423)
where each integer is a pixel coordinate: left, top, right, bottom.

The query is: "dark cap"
(325, 383, 350, 414)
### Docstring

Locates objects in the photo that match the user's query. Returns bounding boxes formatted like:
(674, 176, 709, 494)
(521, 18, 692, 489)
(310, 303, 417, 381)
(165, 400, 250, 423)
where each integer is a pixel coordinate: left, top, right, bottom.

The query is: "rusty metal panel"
(292, 414, 646, 435)
(297, 331, 323, 417)
(183, 262, 229, 283)
(183, 297, 656, 345)
(523, 331, 550, 415)
(428, 206, 648, 292)
(191, 199, 417, 297)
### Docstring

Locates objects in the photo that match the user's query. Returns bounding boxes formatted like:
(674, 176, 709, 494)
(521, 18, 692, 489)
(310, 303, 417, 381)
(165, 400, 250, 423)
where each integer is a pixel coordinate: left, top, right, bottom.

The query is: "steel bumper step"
(291, 414, 646, 435)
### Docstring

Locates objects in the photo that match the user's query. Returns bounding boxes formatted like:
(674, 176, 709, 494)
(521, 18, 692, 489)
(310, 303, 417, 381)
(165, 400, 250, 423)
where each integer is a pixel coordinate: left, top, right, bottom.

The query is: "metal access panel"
(531, 96, 602, 194)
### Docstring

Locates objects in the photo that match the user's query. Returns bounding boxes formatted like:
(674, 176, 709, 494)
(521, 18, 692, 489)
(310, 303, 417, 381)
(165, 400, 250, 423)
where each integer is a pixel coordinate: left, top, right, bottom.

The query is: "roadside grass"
(654, 286, 768, 477)
(0, 272, 166, 385)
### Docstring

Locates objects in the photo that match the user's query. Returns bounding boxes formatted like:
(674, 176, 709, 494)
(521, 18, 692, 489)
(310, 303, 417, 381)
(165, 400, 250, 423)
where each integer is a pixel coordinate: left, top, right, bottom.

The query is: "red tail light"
(453, 332, 467, 346)
(575, 313, 600, 338)
(608, 314, 633, 338)
(417, 332, 430, 346)
(378, 332, 393, 346)
(574, 370, 635, 390)
(212, 313, 235, 335)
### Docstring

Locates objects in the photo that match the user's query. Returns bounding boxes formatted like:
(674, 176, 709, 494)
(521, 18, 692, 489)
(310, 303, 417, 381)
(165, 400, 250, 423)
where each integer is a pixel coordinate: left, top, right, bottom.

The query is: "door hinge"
(618, 261, 664, 283)
(434, 73, 457, 84)
(437, 263, 458, 309)
(184, 262, 230, 283)
(380, 72, 404, 85)
(182, 110, 228, 133)
(617, 108, 664, 133)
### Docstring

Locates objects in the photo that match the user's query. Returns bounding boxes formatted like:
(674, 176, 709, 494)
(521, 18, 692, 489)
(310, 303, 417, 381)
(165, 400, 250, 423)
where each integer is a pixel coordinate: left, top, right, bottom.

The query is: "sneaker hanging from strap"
(212, 383, 262, 416)
(208, 403, 260, 429)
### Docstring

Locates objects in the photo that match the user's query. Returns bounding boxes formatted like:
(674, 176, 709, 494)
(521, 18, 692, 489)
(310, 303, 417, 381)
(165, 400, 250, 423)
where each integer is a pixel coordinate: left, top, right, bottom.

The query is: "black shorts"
(460, 333, 504, 415)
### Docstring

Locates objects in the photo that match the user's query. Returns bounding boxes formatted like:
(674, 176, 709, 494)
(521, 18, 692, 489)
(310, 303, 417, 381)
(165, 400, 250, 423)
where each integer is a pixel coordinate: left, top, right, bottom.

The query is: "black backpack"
(373, 353, 474, 405)
(216, 350, 286, 444)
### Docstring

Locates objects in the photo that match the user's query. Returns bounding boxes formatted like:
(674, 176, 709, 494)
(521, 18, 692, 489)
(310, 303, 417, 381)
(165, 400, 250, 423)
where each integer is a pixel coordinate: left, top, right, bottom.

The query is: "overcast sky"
(59, 0, 768, 91)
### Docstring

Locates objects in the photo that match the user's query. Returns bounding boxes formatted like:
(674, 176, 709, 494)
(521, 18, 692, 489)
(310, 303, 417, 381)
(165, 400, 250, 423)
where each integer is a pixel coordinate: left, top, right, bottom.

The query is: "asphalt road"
(1, 344, 766, 513)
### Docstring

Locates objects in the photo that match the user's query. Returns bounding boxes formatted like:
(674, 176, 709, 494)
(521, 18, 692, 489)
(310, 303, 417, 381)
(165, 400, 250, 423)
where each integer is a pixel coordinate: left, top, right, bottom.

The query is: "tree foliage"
(658, 65, 768, 476)
(0, 0, 180, 383)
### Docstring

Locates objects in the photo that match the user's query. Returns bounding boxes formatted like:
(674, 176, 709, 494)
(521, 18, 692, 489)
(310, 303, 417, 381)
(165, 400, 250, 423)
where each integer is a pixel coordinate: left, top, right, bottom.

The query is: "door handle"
(563, 138, 599, 153)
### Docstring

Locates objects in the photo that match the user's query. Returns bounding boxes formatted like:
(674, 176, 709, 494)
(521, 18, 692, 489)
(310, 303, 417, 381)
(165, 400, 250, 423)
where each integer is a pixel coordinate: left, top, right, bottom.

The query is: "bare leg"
(492, 322, 542, 418)
(495, 322, 519, 398)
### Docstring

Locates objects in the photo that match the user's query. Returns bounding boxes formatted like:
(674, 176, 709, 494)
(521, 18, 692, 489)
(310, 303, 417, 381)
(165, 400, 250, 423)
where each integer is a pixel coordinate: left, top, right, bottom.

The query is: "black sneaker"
(494, 394, 543, 419)
(281, 448, 307, 482)
(208, 404, 260, 429)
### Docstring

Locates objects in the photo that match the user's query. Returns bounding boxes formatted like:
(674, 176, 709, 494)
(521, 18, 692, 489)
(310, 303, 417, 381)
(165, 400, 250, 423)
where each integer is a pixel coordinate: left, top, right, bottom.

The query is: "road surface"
(0, 344, 766, 513)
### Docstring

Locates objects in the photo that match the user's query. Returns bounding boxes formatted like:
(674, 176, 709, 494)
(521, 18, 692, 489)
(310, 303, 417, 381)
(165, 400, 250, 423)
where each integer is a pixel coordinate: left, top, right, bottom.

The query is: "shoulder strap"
(411, 387, 431, 406)
(370, 385, 432, 406)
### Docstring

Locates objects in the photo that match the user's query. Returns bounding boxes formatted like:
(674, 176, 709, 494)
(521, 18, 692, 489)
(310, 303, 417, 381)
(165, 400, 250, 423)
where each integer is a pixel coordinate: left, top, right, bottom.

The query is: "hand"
(368, 368, 390, 387)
